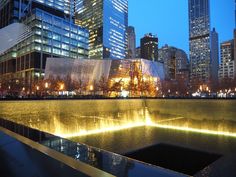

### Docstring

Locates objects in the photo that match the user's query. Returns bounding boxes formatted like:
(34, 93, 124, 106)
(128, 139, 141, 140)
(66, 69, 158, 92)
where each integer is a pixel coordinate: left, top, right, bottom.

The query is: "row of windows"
(33, 27, 88, 45)
(34, 0, 71, 14)
(13, 34, 87, 52)
(0, 49, 89, 75)
(32, 33, 87, 49)
(34, 9, 88, 37)
(13, 42, 88, 58)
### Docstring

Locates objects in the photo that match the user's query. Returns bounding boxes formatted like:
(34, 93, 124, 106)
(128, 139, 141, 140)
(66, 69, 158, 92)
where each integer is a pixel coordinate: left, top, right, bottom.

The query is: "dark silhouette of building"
(140, 33, 158, 61)
(210, 28, 219, 89)
(159, 44, 189, 82)
(127, 26, 136, 58)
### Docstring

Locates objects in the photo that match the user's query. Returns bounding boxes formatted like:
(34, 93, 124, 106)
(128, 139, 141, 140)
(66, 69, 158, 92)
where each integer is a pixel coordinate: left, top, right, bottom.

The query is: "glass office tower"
(33, 0, 74, 15)
(188, 0, 211, 89)
(0, 0, 88, 92)
(0, 0, 75, 29)
(75, 0, 128, 59)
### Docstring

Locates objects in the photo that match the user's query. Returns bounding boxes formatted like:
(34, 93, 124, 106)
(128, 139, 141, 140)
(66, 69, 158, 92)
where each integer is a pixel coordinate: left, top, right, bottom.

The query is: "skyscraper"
(235, 0, 236, 27)
(75, 0, 128, 59)
(140, 33, 158, 62)
(234, 29, 236, 78)
(210, 28, 219, 89)
(127, 26, 136, 58)
(135, 47, 141, 58)
(219, 40, 235, 80)
(0, 0, 75, 29)
(234, 0, 236, 78)
(158, 45, 189, 81)
(0, 0, 88, 91)
(188, 0, 211, 89)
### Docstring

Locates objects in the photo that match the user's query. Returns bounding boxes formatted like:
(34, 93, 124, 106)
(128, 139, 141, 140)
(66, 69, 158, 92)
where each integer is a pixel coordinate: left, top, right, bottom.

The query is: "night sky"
(129, 0, 235, 56)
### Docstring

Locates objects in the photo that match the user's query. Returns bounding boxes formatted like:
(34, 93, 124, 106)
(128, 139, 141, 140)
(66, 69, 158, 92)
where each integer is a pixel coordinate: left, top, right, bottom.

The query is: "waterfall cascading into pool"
(0, 99, 236, 140)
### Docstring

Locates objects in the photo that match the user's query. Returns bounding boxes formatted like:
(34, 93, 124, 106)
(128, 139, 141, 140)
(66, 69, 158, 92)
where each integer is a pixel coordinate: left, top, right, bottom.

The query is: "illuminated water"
(0, 99, 236, 154)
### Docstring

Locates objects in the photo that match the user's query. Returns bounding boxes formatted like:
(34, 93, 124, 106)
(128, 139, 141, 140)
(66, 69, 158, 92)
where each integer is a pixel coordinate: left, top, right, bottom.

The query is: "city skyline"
(129, 0, 234, 56)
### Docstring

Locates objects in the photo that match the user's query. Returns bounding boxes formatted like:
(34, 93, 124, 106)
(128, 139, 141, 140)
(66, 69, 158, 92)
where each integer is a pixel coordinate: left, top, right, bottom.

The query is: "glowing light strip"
(150, 124, 236, 138)
(156, 117, 184, 123)
(56, 122, 146, 138)
(55, 115, 236, 139)
(57, 123, 236, 139)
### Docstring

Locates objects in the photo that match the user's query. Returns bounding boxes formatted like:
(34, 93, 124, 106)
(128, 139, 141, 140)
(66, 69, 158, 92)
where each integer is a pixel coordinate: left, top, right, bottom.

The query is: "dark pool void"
(124, 144, 222, 176)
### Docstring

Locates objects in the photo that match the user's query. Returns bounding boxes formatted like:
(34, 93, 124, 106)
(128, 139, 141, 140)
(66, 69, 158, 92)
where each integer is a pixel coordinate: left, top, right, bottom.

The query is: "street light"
(36, 86, 40, 91)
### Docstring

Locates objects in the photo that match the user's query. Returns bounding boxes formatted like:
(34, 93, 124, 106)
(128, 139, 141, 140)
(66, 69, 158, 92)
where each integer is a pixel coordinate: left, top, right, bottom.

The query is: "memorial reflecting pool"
(0, 99, 236, 154)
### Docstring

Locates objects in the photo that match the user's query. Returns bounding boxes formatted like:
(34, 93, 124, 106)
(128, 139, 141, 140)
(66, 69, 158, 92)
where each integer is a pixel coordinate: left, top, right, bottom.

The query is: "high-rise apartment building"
(75, 0, 128, 59)
(210, 28, 219, 88)
(140, 33, 158, 62)
(188, 0, 211, 89)
(127, 26, 136, 58)
(219, 40, 235, 80)
(0, 0, 88, 91)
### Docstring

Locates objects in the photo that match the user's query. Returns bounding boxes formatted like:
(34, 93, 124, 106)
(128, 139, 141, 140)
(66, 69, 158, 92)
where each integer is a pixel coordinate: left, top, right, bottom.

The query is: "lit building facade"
(127, 26, 136, 58)
(210, 28, 219, 88)
(45, 58, 164, 97)
(219, 40, 235, 80)
(0, 1, 88, 92)
(75, 0, 128, 59)
(234, 29, 236, 78)
(140, 33, 158, 62)
(0, 0, 75, 29)
(158, 45, 189, 81)
(188, 0, 211, 89)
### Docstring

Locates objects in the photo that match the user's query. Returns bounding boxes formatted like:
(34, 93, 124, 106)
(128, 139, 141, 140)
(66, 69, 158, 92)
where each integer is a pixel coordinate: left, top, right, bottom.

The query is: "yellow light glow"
(150, 124, 236, 138)
(89, 85, 93, 91)
(59, 83, 64, 90)
(45, 82, 49, 88)
(56, 122, 146, 138)
(200, 85, 203, 91)
(56, 118, 236, 139)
